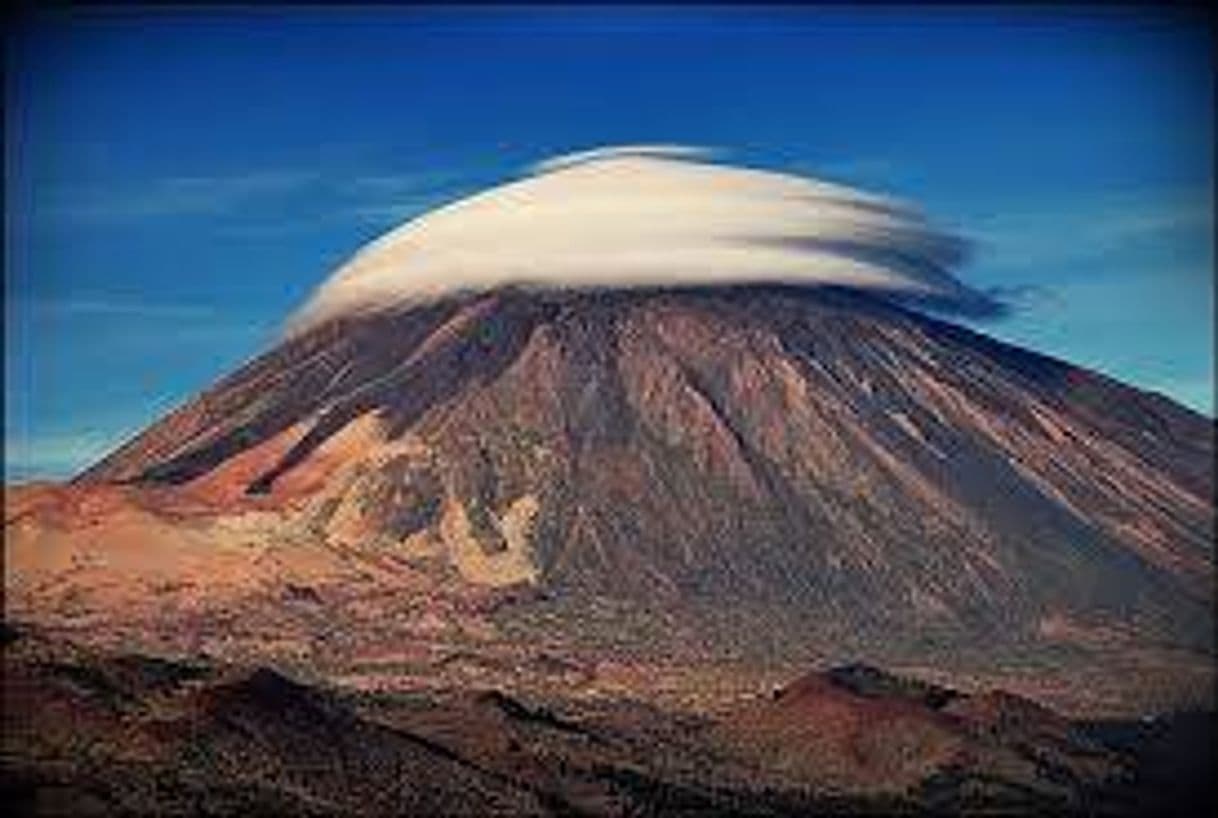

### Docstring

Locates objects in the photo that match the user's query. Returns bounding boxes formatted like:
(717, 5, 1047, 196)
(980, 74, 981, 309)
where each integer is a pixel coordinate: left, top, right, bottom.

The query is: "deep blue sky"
(5, 7, 1213, 480)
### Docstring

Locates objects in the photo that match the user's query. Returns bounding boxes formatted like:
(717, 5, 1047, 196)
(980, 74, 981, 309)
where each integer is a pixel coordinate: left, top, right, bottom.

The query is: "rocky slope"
(6, 285, 1214, 716)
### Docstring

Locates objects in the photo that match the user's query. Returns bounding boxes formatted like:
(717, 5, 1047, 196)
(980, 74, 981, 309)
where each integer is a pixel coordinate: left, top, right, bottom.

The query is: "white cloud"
(287, 145, 992, 335)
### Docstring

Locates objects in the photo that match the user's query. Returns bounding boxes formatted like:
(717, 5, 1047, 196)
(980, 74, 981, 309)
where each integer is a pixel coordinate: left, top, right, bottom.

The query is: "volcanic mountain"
(6, 150, 1214, 720)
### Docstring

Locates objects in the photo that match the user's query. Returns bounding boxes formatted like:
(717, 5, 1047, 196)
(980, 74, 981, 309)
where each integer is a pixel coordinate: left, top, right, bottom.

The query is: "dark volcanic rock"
(825, 663, 961, 709)
(4, 632, 1170, 817)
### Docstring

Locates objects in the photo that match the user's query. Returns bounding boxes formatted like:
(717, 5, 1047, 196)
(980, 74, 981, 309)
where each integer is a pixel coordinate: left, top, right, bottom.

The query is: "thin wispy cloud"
(212, 219, 330, 239)
(10, 297, 275, 358)
(803, 157, 901, 185)
(45, 170, 320, 222)
(35, 164, 482, 232)
(29, 159, 484, 236)
(337, 168, 487, 225)
(341, 168, 475, 196)
(4, 429, 133, 481)
(965, 187, 1212, 270)
(980, 284, 1066, 311)
(19, 297, 218, 319)
(345, 200, 450, 225)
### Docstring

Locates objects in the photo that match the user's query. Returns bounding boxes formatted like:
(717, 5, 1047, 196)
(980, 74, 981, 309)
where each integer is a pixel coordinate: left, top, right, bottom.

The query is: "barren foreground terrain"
(6, 623, 1211, 816)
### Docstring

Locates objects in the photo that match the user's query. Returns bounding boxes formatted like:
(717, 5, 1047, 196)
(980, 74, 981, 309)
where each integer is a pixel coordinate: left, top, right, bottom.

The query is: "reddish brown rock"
(7, 285, 1213, 715)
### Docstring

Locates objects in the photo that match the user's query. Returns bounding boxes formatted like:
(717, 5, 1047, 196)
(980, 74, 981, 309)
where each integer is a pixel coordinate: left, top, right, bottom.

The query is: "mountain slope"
(66, 285, 1213, 673)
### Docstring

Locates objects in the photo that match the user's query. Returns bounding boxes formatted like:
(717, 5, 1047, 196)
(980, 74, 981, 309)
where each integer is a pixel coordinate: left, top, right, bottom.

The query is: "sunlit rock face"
(287, 146, 993, 335)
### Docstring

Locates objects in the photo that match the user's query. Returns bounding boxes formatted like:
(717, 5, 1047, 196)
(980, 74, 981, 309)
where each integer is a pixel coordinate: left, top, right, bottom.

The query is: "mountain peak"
(57, 284, 1212, 700)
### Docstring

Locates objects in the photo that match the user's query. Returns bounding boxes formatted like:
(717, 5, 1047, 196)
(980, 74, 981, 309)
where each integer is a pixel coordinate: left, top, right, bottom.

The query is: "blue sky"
(5, 7, 1213, 481)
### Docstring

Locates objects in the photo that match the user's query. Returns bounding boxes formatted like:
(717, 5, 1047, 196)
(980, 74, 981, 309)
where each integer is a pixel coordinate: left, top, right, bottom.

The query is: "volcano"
(67, 284, 1213, 653)
(6, 150, 1214, 723)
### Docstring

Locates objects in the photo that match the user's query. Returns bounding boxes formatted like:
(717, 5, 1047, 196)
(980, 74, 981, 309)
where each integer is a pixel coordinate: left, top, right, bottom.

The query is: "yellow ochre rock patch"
(440, 493, 541, 587)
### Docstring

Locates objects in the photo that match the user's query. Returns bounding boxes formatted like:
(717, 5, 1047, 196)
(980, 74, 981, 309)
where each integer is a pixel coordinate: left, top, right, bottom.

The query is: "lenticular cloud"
(287, 145, 995, 334)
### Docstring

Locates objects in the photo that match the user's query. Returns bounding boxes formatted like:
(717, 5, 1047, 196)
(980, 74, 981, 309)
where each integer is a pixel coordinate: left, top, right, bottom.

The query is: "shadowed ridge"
(72, 299, 469, 486)
(72, 291, 554, 494)
(824, 662, 961, 709)
(246, 291, 550, 494)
